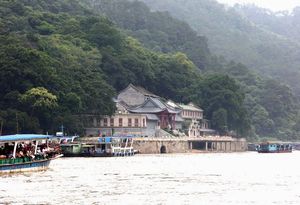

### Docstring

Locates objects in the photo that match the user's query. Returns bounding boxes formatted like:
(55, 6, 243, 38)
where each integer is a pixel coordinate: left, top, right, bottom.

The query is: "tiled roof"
(179, 103, 203, 112)
(128, 97, 180, 114)
(135, 85, 158, 98)
(145, 114, 159, 121)
(151, 97, 166, 109)
(129, 107, 163, 113)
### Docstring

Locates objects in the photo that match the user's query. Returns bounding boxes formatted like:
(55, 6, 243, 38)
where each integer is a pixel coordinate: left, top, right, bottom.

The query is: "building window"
(143, 118, 146, 127)
(119, 118, 123, 127)
(110, 118, 114, 127)
(104, 118, 108, 127)
(134, 118, 139, 127)
(128, 118, 132, 127)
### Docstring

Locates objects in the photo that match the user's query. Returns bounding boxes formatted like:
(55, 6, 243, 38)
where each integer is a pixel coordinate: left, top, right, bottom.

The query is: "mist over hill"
(140, 0, 300, 96)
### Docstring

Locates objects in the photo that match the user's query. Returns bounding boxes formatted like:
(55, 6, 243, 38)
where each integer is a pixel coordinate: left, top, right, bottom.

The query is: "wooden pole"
(16, 112, 19, 134)
(0, 119, 3, 136)
(13, 142, 18, 158)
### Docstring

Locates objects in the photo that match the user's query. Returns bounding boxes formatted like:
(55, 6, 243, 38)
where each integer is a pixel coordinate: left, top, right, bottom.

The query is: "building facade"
(167, 101, 214, 137)
(85, 84, 212, 137)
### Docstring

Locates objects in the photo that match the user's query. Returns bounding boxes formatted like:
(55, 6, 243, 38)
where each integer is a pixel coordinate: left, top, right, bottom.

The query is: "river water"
(1, 152, 300, 205)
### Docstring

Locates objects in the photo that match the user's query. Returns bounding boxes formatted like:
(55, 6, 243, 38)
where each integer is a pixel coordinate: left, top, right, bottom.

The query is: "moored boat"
(257, 142, 292, 153)
(0, 134, 62, 174)
(247, 143, 259, 151)
(60, 135, 136, 157)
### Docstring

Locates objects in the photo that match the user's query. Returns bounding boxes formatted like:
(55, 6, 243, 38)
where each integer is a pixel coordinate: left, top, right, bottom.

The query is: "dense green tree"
(212, 108, 228, 135)
(188, 74, 250, 136)
(21, 87, 58, 112)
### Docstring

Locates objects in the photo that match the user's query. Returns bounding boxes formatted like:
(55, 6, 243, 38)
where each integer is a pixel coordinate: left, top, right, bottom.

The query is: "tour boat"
(0, 134, 62, 174)
(60, 135, 136, 157)
(257, 142, 292, 153)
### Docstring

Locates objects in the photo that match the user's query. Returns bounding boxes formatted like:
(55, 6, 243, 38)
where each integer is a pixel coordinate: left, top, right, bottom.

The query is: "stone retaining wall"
(134, 139, 189, 154)
(134, 137, 247, 154)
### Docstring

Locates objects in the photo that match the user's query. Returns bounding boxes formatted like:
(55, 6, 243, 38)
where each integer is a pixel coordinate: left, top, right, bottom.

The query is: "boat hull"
(0, 159, 51, 174)
(0, 155, 62, 175)
(258, 150, 292, 153)
(62, 152, 135, 157)
(62, 152, 113, 157)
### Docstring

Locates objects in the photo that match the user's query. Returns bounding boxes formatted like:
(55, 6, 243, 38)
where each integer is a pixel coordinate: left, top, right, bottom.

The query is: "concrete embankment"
(133, 137, 247, 154)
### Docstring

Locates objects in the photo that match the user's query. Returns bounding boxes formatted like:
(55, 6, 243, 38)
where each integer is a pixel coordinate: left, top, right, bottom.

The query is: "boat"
(257, 142, 293, 153)
(247, 143, 259, 151)
(293, 143, 300, 150)
(60, 135, 136, 157)
(0, 134, 62, 174)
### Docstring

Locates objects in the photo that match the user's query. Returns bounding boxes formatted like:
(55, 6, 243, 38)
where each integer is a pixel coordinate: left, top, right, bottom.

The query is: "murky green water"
(1, 152, 300, 204)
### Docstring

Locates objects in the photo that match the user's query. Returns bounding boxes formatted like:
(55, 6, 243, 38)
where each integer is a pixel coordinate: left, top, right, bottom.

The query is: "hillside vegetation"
(0, 0, 250, 137)
(0, 0, 299, 140)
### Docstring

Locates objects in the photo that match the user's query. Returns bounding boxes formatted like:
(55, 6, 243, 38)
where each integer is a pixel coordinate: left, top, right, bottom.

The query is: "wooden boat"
(60, 135, 136, 157)
(0, 134, 62, 174)
(257, 142, 292, 153)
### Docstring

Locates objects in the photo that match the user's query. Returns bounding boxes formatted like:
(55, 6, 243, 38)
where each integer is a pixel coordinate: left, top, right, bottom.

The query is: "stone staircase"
(155, 129, 176, 138)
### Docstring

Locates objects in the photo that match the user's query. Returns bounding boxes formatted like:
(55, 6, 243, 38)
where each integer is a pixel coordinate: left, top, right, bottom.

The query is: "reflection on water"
(1, 152, 300, 205)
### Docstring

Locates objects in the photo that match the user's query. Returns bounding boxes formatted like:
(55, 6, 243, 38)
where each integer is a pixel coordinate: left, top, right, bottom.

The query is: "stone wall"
(133, 137, 247, 154)
(134, 138, 189, 154)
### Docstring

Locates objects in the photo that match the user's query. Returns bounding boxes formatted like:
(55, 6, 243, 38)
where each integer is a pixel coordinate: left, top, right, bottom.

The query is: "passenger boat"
(60, 135, 136, 157)
(257, 142, 293, 153)
(0, 134, 62, 174)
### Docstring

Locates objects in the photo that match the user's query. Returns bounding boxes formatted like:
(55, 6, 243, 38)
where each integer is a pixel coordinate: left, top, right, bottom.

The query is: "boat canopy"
(110, 134, 136, 138)
(98, 135, 136, 143)
(0, 134, 53, 142)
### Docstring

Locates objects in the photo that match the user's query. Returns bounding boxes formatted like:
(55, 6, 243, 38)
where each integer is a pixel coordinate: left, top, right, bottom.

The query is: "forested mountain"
(0, 0, 299, 141)
(139, 0, 300, 96)
(0, 0, 250, 137)
(83, 0, 213, 70)
(82, 0, 299, 140)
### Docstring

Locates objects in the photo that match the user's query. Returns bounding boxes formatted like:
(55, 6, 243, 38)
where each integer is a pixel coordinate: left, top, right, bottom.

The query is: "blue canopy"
(98, 135, 136, 143)
(0, 134, 53, 142)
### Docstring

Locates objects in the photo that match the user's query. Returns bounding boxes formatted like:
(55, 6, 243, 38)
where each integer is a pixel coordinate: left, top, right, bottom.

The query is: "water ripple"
(1, 152, 300, 204)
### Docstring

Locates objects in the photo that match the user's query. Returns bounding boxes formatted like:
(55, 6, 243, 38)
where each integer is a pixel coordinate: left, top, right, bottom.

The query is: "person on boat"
(7, 150, 13, 158)
(0, 145, 5, 158)
(0, 145, 6, 159)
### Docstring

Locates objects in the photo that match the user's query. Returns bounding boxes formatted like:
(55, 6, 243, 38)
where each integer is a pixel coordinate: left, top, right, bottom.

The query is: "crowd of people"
(0, 141, 60, 160)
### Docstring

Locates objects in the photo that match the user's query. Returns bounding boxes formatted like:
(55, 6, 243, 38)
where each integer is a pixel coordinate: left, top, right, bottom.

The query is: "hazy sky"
(216, 0, 300, 11)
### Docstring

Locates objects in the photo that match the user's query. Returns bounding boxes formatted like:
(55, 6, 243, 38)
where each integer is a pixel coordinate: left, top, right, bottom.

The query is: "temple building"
(85, 84, 213, 137)
(167, 101, 214, 137)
